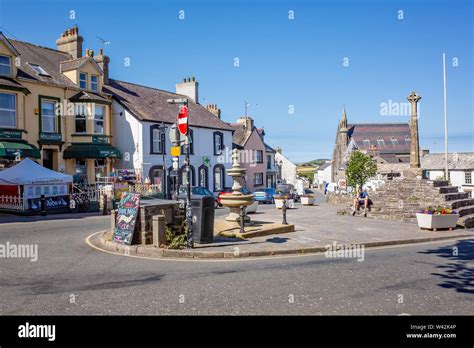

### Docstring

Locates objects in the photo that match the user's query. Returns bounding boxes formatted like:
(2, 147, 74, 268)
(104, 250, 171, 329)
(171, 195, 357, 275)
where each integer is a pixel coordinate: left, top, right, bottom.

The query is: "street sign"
(170, 146, 181, 157)
(177, 105, 189, 136)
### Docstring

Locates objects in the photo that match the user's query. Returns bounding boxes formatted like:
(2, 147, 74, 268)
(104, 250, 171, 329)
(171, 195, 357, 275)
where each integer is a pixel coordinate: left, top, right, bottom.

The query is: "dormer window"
(391, 136, 398, 145)
(363, 137, 370, 146)
(91, 75, 99, 92)
(79, 72, 87, 89)
(0, 55, 11, 76)
(405, 135, 411, 144)
(377, 136, 385, 147)
(29, 63, 50, 77)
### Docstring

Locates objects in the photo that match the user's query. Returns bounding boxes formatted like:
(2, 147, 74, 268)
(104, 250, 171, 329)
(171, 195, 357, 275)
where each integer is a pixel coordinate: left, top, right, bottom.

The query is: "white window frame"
(465, 171, 472, 185)
(93, 105, 105, 134)
(152, 127, 163, 154)
(0, 55, 12, 76)
(79, 72, 88, 89)
(91, 75, 99, 92)
(254, 173, 263, 186)
(0, 92, 16, 128)
(29, 63, 50, 77)
(41, 99, 57, 133)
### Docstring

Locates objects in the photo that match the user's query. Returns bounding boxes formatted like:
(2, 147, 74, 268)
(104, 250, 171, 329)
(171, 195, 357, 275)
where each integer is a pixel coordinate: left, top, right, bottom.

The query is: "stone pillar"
(152, 215, 166, 247)
(110, 209, 116, 232)
(407, 91, 421, 169)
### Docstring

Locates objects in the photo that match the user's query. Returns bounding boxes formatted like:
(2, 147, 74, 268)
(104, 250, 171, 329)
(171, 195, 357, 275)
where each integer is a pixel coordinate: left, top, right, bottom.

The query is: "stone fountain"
(219, 149, 254, 222)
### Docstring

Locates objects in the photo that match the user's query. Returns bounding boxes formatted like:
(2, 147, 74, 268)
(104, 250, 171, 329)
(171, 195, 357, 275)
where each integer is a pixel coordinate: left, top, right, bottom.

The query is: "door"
(43, 149, 53, 170)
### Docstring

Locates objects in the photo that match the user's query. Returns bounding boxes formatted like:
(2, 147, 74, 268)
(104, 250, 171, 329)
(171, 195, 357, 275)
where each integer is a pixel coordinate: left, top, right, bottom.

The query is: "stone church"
(331, 107, 412, 183)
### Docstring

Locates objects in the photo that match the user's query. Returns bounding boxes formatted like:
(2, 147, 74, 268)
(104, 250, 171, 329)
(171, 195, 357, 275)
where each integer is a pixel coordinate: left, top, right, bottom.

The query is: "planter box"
(301, 196, 315, 205)
(416, 213, 459, 231)
(275, 198, 294, 209)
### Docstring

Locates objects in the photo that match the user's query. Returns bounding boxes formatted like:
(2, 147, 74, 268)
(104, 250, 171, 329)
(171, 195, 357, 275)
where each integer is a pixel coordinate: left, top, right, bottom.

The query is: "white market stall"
(0, 158, 73, 212)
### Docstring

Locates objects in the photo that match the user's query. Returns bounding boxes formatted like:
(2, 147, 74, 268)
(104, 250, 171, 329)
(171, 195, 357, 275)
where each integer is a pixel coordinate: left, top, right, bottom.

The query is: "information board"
(113, 192, 140, 245)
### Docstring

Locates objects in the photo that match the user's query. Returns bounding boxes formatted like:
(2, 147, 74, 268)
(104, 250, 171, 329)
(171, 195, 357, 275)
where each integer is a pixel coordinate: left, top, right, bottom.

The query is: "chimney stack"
(237, 116, 254, 132)
(56, 26, 83, 59)
(175, 76, 199, 103)
(206, 104, 221, 119)
(94, 48, 110, 84)
(275, 147, 282, 154)
(421, 149, 430, 157)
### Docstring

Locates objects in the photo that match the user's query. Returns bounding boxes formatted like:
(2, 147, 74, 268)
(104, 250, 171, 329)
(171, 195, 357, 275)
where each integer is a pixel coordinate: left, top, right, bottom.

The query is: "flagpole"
(442, 52, 449, 180)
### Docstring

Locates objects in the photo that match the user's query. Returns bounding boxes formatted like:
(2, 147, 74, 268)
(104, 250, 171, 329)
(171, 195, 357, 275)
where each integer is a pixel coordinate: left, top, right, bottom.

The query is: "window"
(149, 166, 165, 192)
(0, 55, 11, 76)
(41, 99, 56, 133)
(29, 63, 50, 77)
(180, 165, 195, 187)
(199, 165, 208, 189)
(267, 155, 272, 169)
(91, 75, 99, 92)
(0, 92, 16, 127)
(213, 131, 223, 155)
(465, 171, 472, 184)
(254, 173, 264, 186)
(213, 165, 225, 191)
(181, 129, 194, 155)
(79, 72, 87, 89)
(75, 159, 88, 184)
(363, 137, 370, 146)
(391, 137, 398, 145)
(405, 136, 411, 145)
(150, 124, 165, 154)
(94, 159, 106, 180)
(256, 150, 263, 163)
(75, 104, 87, 133)
(94, 105, 105, 134)
(377, 136, 385, 147)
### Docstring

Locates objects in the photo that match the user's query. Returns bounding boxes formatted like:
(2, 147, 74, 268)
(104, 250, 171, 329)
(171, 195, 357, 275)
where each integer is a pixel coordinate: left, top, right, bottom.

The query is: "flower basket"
(416, 207, 459, 231)
(274, 195, 289, 209)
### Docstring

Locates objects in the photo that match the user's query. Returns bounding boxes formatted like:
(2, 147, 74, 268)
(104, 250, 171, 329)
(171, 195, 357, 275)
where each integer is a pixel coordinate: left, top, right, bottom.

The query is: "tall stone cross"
(407, 91, 421, 169)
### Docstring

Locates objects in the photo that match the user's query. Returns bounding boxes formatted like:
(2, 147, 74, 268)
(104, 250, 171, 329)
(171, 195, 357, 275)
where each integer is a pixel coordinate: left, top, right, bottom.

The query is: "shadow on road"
(420, 239, 474, 294)
(0, 212, 102, 224)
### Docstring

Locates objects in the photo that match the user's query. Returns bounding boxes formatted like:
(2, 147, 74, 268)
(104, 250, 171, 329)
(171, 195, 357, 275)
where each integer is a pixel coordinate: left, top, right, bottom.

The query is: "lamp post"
(158, 122, 168, 196)
(167, 98, 193, 249)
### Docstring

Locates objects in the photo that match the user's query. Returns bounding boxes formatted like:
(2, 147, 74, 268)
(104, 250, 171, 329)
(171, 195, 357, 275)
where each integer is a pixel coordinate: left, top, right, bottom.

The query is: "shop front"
(0, 128, 40, 170)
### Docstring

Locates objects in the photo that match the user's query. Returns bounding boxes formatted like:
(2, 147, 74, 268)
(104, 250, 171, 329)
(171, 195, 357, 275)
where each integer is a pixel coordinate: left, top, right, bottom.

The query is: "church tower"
(339, 106, 349, 160)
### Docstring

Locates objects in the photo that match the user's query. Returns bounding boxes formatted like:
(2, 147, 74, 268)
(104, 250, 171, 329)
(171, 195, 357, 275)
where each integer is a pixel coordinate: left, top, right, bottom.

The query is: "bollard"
(282, 199, 288, 225)
(102, 193, 108, 215)
(152, 215, 166, 247)
(40, 194, 46, 216)
(239, 205, 245, 234)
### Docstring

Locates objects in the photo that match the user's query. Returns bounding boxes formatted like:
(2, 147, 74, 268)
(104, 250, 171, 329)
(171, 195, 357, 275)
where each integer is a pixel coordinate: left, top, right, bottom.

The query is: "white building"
(421, 152, 474, 194)
(315, 161, 332, 189)
(106, 77, 233, 196)
(275, 148, 297, 186)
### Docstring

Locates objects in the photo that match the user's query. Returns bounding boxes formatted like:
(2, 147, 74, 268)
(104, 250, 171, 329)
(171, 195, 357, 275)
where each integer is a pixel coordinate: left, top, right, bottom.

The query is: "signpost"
(167, 98, 193, 249)
(113, 192, 140, 245)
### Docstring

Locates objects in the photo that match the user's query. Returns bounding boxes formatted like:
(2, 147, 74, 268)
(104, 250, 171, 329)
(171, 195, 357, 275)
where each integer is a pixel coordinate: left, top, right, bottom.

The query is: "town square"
(0, 0, 472, 345)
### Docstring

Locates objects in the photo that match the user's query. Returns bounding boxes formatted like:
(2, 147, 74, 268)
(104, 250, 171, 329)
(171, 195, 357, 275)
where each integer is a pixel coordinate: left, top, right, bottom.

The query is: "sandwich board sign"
(113, 192, 140, 245)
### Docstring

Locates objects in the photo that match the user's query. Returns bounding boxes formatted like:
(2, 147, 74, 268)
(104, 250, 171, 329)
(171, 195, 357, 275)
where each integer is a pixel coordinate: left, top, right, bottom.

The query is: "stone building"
(331, 107, 412, 183)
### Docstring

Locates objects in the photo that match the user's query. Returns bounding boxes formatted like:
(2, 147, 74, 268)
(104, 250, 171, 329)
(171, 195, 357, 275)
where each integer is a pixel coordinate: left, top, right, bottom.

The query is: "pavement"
(0, 213, 473, 315)
(93, 191, 474, 259)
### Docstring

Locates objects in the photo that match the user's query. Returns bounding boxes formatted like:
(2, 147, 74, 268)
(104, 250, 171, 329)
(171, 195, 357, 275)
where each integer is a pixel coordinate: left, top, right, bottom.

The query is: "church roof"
(347, 123, 411, 154)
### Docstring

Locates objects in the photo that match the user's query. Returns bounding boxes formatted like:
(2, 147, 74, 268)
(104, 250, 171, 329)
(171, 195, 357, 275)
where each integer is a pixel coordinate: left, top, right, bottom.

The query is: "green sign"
(203, 156, 210, 167)
(93, 135, 109, 144)
(0, 129, 22, 140)
(40, 132, 62, 142)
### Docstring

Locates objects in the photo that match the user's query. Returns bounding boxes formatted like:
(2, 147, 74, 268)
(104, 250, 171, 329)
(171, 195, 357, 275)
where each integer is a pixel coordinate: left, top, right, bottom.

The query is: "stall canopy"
(63, 144, 122, 159)
(0, 158, 72, 185)
(0, 141, 40, 159)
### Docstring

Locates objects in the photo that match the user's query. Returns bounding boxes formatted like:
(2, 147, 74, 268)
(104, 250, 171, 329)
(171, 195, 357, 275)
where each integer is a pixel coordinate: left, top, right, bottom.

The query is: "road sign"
(170, 146, 181, 157)
(177, 105, 189, 136)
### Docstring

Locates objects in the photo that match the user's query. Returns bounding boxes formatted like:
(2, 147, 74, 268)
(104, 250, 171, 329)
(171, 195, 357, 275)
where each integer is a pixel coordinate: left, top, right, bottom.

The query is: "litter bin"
(191, 195, 215, 244)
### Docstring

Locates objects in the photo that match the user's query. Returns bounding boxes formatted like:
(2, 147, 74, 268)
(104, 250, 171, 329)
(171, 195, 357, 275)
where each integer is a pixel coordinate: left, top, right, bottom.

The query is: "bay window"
(94, 105, 104, 134)
(0, 55, 11, 76)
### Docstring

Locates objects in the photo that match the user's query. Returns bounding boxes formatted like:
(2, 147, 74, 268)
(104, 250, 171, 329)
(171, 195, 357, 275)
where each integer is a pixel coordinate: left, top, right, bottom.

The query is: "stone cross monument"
(406, 91, 422, 177)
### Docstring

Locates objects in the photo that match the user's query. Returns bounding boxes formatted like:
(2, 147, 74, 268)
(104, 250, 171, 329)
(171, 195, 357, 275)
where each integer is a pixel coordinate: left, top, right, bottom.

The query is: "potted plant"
(301, 194, 315, 206)
(416, 206, 459, 231)
(273, 194, 289, 209)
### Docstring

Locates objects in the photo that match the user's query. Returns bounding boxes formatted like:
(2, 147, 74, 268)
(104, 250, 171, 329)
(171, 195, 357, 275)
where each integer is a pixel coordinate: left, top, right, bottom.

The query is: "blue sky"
(0, 0, 472, 163)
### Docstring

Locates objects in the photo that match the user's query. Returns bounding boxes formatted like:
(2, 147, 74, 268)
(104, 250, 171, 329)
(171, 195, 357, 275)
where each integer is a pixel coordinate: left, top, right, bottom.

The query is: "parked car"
(217, 188, 258, 213)
(177, 186, 219, 208)
(254, 188, 277, 204)
(276, 184, 300, 202)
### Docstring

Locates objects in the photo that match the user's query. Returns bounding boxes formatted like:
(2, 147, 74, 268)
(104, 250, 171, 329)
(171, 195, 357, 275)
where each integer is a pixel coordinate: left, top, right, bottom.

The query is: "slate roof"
(348, 123, 411, 154)
(69, 91, 111, 105)
(265, 143, 276, 153)
(8, 38, 77, 88)
(60, 56, 93, 72)
(230, 123, 250, 146)
(318, 162, 331, 171)
(0, 76, 30, 94)
(421, 153, 474, 170)
(104, 79, 233, 131)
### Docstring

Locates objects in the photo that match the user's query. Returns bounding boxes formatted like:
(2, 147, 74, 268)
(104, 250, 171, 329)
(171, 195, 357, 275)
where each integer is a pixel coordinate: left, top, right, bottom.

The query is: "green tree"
(345, 151, 377, 190)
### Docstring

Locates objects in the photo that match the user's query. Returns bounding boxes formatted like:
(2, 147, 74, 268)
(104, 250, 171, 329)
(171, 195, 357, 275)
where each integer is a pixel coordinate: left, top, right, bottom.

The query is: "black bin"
(191, 195, 215, 244)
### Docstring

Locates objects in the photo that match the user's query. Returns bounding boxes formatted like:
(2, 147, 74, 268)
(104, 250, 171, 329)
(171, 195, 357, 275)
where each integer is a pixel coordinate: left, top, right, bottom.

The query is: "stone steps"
(443, 192, 470, 201)
(448, 198, 474, 210)
(439, 186, 460, 194)
(454, 205, 474, 217)
(458, 213, 474, 229)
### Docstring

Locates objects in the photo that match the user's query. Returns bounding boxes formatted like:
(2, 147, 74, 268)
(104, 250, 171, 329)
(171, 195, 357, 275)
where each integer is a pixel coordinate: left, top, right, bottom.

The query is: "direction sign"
(177, 105, 189, 136)
(170, 146, 181, 157)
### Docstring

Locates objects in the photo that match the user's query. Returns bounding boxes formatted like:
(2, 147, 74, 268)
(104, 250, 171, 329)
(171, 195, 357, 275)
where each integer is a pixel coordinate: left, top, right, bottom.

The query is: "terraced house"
(0, 27, 120, 183)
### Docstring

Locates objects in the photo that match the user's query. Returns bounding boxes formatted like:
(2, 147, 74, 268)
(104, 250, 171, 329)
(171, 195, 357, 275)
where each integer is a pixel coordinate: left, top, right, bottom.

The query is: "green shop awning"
(63, 143, 122, 159)
(0, 141, 40, 159)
